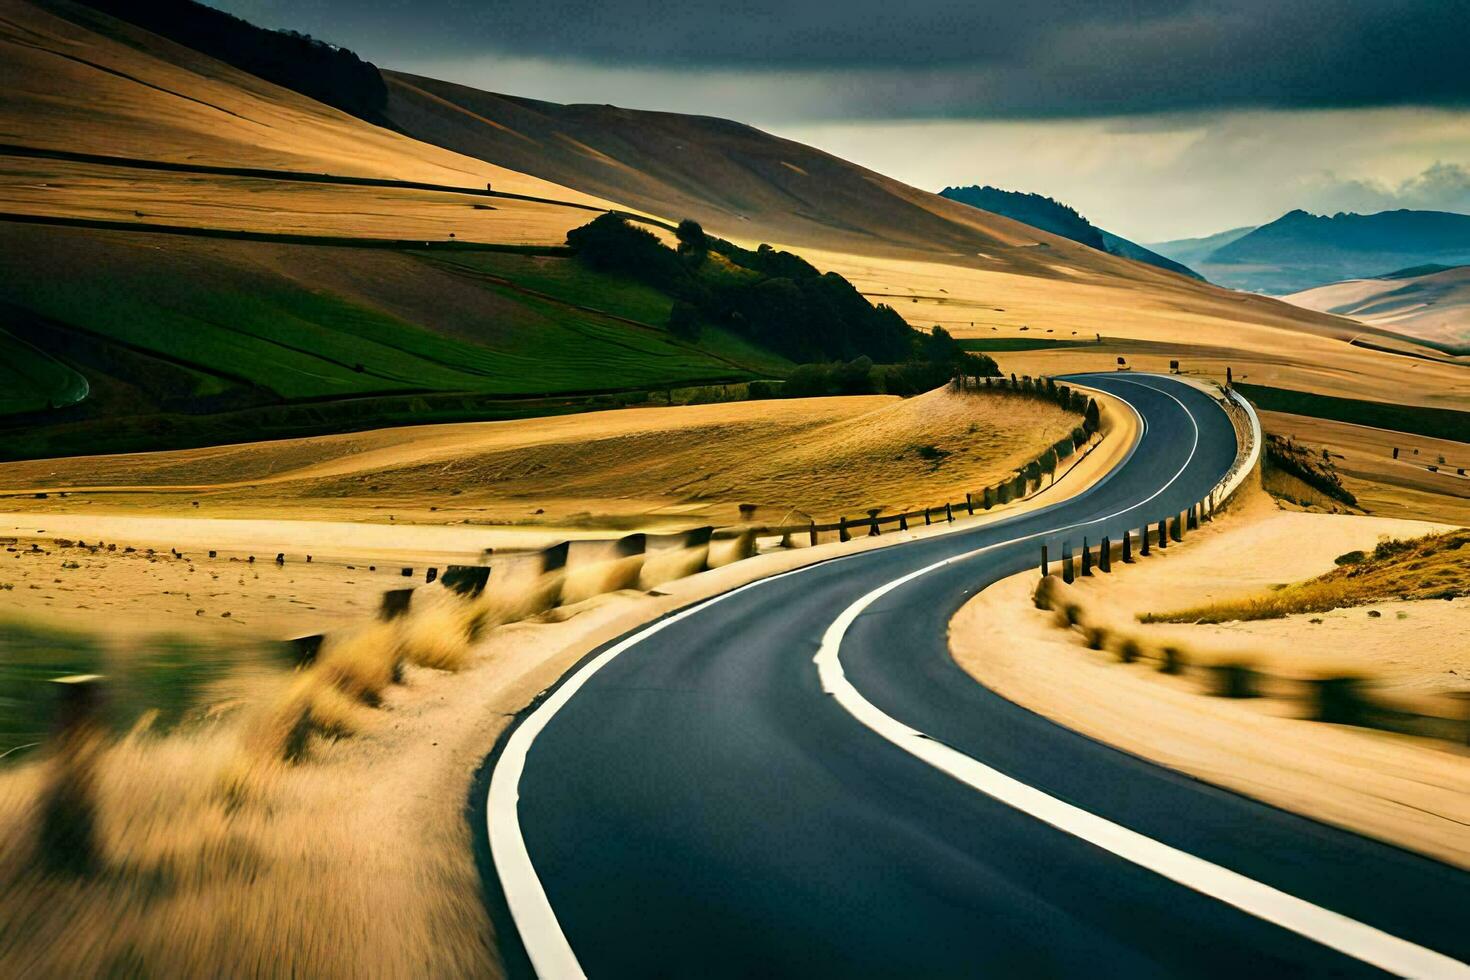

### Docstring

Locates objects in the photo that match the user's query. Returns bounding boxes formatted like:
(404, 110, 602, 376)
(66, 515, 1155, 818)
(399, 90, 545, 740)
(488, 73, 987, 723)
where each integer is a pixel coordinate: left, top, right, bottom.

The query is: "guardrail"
(1040, 381, 1260, 584)
(478, 373, 1106, 562)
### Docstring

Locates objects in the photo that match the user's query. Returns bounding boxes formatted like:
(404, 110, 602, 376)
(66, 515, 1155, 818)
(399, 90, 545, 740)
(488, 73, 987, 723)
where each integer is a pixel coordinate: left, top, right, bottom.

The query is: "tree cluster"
(85, 0, 388, 121)
(567, 214, 985, 371)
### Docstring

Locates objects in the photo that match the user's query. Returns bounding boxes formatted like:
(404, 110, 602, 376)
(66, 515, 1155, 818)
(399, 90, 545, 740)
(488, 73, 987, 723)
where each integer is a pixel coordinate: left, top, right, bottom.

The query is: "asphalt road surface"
(482, 373, 1470, 978)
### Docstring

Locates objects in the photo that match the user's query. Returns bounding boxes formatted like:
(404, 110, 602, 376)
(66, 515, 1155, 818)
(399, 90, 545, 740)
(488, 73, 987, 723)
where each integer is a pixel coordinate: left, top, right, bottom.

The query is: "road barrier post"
(1099, 536, 1111, 573)
(965, 493, 975, 515)
(380, 588, 414, 620)
(1172, 514, 1183, 542)
(41, 674, 106, 875)
(868, 509, 881, 536)
(287, 633, 326, 666)
(1139, 526, 1149, 557)
(924, 508, 932, 526)
(1081, 538, 1093, 576)
(1062, 543, 1074, 584)
(1187, 504, 1198, 531)
(839, 517, 850, 543)
(1158, 520, 1168, 549)
(442, 565, 491, 597)
(1122, 530, 1133, 563)
(1041, 544, 1049, 577)
(945, 502, 954, 523)
(899, 514, 909, 532)
(809, 522, 818, 548)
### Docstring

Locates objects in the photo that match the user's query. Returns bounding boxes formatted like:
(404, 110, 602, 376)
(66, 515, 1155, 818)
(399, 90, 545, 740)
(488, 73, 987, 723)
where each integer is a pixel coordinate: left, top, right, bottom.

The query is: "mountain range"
(939, 185, 1202, 280)
(1150, 209, 1470, 294)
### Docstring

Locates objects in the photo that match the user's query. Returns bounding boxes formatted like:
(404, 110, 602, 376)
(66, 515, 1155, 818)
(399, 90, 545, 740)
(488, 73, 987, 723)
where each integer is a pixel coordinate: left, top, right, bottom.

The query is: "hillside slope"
(1284, 265, 1470, 352)
(384, 72, 1198, 285)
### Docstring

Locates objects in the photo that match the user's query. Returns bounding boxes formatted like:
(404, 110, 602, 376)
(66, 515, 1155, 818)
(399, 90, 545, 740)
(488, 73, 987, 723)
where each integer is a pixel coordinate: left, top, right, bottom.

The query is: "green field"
(0, 327, 89, 414)
(0, 223, 796, 458)
(1237, 383, 1470, 444)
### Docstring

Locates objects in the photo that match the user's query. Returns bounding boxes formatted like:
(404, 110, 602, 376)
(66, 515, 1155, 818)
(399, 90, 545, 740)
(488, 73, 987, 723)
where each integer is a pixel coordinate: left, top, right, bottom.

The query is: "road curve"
(480, 373, 1470, 978)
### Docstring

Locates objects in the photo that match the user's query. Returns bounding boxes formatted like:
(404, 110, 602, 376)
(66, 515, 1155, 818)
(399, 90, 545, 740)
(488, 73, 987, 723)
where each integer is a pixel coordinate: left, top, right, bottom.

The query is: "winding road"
(481, 373, 1470, 978)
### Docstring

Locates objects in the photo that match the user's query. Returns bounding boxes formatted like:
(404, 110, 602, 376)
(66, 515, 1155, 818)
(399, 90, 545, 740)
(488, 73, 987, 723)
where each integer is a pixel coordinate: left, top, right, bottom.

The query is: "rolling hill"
(2, 0, 1466, 474)
(1283, 264, 1470, 352)
(938, 185, 1202, 280)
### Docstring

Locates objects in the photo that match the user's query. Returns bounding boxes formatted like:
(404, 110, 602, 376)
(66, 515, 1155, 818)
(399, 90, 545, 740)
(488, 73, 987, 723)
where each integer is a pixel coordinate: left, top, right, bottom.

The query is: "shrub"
(675, 218, 707, 262)
(1334, 550, 1366, 566)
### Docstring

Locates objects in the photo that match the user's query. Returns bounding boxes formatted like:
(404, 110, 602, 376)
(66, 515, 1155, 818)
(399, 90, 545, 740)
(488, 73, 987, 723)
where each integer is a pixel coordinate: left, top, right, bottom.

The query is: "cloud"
(1301, 162, 1470, 215)
(768, 108, 1470, 241)
(217, 0, 1470, 120)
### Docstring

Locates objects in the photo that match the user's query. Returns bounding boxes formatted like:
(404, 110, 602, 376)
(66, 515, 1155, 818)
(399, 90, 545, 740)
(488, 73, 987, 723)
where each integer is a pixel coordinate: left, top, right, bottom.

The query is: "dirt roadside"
(950, 485, 1470, 868)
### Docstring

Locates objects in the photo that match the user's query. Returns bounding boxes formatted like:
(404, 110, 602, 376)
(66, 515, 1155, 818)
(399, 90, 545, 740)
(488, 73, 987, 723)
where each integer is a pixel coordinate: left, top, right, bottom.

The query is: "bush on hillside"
(676, 219, 708, 263)
(566, 214, 952, 368)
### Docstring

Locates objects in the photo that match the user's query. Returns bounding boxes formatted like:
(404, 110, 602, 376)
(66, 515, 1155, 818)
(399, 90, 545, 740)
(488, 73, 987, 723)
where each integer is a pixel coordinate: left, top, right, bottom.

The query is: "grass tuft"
(1142, 530, 1469, 623)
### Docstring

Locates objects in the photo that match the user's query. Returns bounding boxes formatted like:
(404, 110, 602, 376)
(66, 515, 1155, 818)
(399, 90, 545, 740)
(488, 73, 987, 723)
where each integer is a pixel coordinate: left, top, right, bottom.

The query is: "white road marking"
(488, 374, 1184, 976)
(488, 376, 1461, 978)
(814, 558, 1470, 978)
(813, 389, 1470, 979)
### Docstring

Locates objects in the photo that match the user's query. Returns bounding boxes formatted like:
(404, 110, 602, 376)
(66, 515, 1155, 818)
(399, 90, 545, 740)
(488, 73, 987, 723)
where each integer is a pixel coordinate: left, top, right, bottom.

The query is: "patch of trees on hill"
(80, 0, 388, 121)
(940, 186, 1106, 251)
(568, 214, 997, 381)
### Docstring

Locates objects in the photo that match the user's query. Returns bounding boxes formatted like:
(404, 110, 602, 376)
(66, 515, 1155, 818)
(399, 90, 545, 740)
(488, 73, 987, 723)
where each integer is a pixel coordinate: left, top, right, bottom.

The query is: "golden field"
(0, 387, 1077, 528)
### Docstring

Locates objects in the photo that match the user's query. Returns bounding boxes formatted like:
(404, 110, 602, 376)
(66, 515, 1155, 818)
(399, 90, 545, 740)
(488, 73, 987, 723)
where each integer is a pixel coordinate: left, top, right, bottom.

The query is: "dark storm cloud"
(215, 0, 1470, 119)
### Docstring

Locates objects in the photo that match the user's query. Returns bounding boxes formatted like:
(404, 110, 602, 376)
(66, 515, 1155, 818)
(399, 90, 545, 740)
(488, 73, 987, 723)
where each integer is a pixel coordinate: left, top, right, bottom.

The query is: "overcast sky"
(214, 1, 1470, 241)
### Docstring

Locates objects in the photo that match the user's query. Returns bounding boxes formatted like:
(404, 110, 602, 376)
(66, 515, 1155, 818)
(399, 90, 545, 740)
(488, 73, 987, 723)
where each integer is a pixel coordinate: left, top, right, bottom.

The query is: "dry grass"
(0, 567, 497, 976)
(0, 387, 1077, 527)
(1142, 529, 1470, 623)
